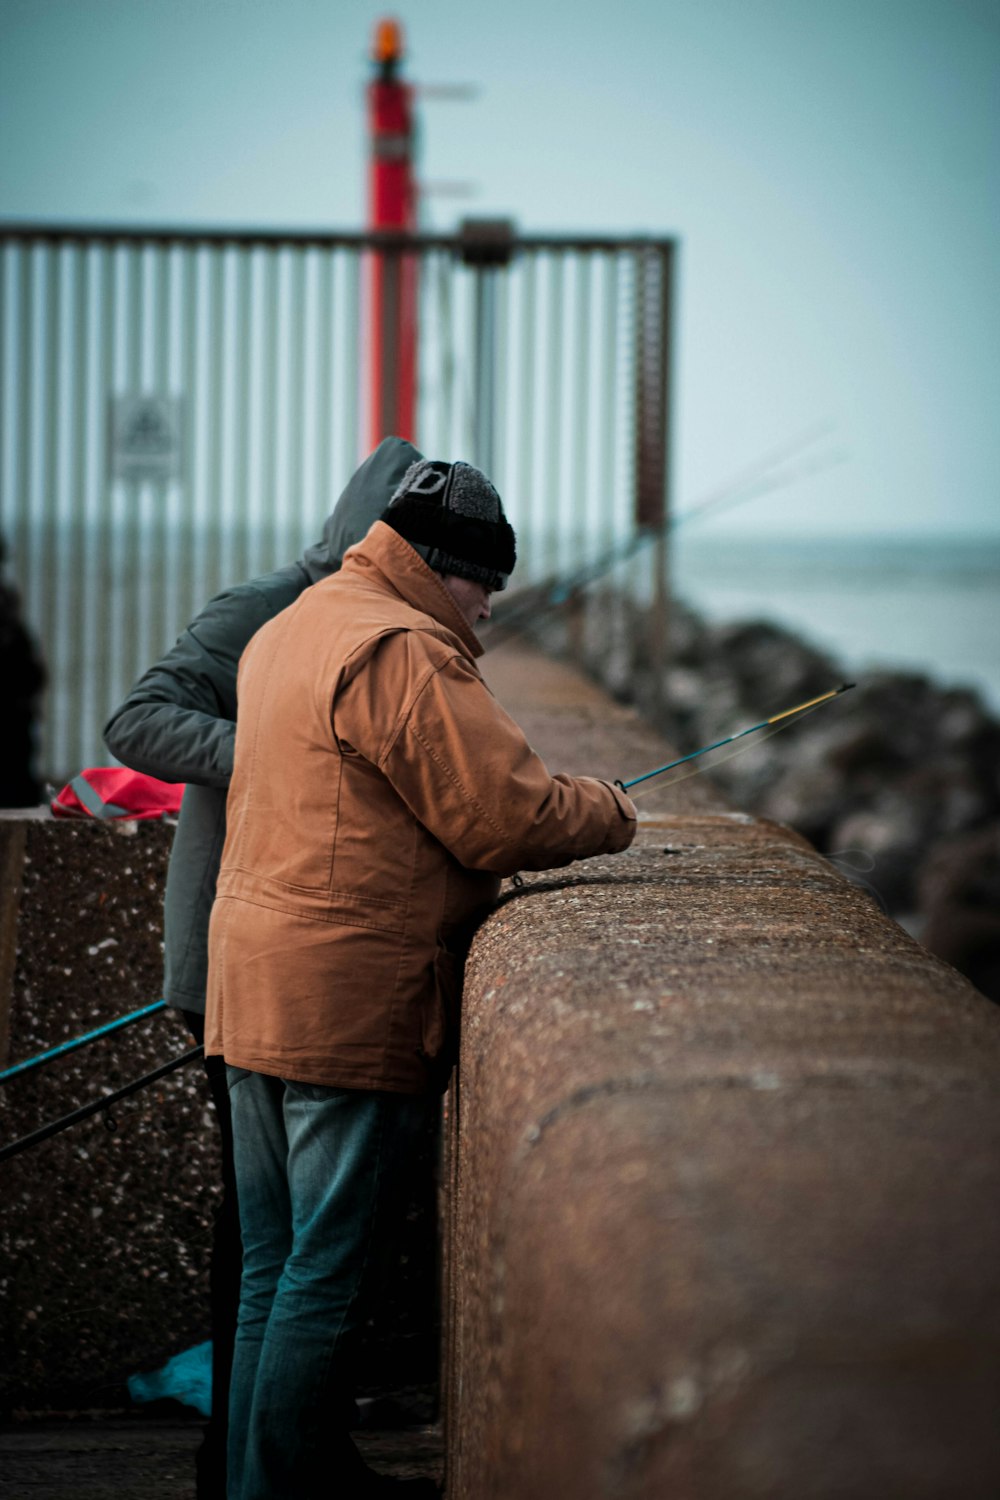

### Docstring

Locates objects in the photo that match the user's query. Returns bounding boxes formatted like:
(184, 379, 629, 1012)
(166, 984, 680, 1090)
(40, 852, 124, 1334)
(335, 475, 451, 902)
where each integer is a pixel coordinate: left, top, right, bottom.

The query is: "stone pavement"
(0, 1414, 444, 1498)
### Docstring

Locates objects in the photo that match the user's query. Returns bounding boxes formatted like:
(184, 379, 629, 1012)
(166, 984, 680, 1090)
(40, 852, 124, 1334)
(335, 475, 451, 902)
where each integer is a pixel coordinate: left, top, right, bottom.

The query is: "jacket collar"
(339, 521, 485, 660)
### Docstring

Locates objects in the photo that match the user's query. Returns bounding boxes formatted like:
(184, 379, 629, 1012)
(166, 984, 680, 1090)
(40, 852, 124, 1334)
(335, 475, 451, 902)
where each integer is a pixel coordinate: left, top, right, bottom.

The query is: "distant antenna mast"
(366, 16, 418, 446)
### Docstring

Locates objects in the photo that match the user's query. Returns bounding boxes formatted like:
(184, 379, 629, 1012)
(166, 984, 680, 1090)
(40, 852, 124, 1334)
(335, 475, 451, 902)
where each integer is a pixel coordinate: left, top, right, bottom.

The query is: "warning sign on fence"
(110, 396, 183, 482)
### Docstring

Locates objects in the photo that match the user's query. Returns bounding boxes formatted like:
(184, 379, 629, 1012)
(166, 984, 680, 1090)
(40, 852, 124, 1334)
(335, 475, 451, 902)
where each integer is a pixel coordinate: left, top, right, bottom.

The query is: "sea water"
(671, 533, 1000, 715)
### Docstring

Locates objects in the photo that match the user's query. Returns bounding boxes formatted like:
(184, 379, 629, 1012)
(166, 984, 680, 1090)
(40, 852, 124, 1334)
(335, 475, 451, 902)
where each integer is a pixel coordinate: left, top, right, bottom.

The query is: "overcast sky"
(1, 0, 997, 537)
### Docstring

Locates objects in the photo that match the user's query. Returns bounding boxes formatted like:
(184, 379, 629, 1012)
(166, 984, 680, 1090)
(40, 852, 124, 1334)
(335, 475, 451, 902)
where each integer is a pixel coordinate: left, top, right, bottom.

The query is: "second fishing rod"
(485, 422, 845, 647)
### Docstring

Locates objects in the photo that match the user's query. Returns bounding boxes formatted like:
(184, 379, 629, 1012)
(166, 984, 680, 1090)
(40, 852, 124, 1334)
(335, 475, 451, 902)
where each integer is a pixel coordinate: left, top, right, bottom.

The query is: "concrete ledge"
(0, 817, 215, 1410)
(0, 818, 437, 1411)
(447, 812, 1000, 1498)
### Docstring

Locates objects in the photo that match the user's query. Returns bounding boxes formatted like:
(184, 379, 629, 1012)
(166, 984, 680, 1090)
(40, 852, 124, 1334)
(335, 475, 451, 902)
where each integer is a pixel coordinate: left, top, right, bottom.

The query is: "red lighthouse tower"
(366, 17, 418, 446)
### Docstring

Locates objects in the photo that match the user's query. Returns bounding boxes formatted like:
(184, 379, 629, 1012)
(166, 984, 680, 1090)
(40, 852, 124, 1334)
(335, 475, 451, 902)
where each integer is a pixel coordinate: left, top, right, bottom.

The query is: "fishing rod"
(0, 999, 167, 1085)
(506, 684, 855, 890)
(615, 683, 856, 794)
(674, 419, 840, 529)
(486, 425, 844, 644)
(675, 438, 847, 530)
(0, 1046, 203, 1165)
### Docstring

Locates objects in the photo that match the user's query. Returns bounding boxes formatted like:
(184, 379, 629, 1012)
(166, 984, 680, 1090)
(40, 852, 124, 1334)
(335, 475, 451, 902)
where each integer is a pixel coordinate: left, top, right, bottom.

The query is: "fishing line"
(618, 683, 854, 797)
(626, 702, 828, 802)
(826, 848, 877, 875)
(824, 849, 887, 915)
(675, 420, 835, 526)
(506, 699, 831, 888)
(487, 422, 842, 646)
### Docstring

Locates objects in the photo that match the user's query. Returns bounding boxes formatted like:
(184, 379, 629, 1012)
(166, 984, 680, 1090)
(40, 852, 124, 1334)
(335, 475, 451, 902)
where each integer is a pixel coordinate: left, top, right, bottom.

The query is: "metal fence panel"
(0, 225, 674, 782)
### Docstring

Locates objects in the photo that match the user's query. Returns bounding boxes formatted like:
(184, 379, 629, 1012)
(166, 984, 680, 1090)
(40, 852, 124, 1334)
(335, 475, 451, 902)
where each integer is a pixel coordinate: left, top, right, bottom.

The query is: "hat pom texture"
(382, 460, 516, 592)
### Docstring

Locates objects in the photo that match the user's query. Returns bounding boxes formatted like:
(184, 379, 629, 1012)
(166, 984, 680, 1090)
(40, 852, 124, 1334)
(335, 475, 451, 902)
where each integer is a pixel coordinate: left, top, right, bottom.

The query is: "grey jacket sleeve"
(103, 584, 279, 788)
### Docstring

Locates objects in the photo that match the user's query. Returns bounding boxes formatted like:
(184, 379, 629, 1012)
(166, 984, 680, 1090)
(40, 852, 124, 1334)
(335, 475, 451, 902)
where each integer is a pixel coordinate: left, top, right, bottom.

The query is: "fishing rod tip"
(840, 682, 857, 692)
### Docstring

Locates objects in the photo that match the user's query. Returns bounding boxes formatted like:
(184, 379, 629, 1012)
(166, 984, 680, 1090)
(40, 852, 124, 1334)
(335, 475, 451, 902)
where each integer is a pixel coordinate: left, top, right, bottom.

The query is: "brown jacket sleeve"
(367, 648, 636, 877)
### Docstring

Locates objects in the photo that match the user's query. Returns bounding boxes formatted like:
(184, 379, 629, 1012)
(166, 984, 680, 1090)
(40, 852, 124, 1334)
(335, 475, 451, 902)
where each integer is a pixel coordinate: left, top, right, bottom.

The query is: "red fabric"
(51, 767, 185, 820)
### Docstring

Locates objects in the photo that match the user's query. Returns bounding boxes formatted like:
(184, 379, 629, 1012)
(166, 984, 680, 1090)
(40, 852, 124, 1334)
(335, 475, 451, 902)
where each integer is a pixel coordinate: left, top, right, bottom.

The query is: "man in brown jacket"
(206, 459, 636, 1499)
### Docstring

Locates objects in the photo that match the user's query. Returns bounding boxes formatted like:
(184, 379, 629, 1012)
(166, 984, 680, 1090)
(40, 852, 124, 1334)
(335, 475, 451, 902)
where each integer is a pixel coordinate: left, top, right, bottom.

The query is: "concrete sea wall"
(444, 643, 1000, 1498)
(447, 817, 1000, 1497)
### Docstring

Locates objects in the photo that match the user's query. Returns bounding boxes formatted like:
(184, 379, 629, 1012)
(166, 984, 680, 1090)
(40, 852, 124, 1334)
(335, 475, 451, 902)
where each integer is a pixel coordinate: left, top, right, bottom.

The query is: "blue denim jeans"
(226, 1068, 431, 1500)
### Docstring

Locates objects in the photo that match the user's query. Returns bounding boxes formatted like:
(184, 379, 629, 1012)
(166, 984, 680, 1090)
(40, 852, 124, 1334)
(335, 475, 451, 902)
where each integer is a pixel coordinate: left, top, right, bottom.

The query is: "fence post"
(633, 243, 674, 712)
(461, 220, 516, 477)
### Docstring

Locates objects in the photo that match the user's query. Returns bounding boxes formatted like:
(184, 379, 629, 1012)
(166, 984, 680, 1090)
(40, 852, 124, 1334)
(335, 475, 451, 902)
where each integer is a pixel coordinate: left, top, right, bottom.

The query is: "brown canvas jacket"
(205, 521, 636, 1093)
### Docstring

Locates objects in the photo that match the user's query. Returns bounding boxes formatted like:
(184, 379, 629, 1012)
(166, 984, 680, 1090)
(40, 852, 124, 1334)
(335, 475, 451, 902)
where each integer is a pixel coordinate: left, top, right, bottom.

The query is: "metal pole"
(472, 268, 497, 474)
(633, 244, 673, 712)
(366, 19, 417, 446)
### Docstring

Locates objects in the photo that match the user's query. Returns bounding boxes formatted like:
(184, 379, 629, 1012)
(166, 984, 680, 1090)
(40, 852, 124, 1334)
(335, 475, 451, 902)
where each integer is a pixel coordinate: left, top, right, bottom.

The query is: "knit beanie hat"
(381, 459, 517, 591)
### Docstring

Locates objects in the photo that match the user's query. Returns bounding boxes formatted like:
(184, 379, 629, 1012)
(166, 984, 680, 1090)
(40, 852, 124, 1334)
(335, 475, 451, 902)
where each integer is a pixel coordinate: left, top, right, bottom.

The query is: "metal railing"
(0, 223, 674, 780)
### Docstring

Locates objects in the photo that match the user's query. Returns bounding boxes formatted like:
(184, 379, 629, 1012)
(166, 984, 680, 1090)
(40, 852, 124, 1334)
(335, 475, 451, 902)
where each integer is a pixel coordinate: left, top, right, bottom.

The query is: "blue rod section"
(619, 728, 760, 790)
(0, 999, 167, 1085)
(618, 683, 855, 792)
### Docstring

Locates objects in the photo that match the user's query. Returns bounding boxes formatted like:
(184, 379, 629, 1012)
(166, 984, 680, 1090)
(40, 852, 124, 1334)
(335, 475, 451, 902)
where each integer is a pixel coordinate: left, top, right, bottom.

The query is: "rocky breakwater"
(510, 589, 1000, 1003)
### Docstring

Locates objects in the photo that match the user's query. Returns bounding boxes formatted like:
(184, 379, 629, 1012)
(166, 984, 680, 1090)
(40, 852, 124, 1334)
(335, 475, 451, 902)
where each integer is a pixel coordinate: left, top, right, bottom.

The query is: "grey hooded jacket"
(104, 437, 422, 1013)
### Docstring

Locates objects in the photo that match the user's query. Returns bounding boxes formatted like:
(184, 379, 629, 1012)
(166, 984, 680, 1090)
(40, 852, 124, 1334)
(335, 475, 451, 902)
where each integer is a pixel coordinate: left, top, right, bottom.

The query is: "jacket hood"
(300, 436, 423, 584)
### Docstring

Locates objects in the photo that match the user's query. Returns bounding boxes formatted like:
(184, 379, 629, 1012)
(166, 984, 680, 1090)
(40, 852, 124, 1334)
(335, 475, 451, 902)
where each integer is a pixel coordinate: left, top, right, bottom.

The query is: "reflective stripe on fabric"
(68, 773, 131, 819)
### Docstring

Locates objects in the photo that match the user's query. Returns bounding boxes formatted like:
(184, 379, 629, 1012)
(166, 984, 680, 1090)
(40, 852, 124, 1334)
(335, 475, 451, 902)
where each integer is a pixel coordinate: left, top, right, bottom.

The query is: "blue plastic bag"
(128, 1340, 212, 1416)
